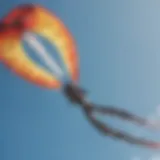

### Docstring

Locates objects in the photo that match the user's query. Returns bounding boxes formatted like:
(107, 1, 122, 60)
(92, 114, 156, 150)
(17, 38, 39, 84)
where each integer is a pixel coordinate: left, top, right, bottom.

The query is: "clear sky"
(1, 1, 160, 160)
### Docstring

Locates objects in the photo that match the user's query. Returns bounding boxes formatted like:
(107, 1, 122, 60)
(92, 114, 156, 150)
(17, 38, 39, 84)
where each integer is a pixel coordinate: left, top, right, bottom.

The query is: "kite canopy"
(0, 4, 79, 89)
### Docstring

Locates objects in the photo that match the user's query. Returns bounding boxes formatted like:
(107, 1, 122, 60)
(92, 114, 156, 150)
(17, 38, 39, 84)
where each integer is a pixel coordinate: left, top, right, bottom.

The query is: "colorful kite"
(0, 3, 78, 89)
(1, 3, 160, 149)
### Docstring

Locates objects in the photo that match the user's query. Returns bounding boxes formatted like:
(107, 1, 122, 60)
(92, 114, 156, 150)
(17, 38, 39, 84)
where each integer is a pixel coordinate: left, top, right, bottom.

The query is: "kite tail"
(89, 104, 159, 130)
(82, 103, 160, 149)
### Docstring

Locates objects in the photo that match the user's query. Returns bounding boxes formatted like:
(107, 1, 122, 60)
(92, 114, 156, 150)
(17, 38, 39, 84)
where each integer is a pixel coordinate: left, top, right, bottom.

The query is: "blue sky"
(1, 1, 160, 160)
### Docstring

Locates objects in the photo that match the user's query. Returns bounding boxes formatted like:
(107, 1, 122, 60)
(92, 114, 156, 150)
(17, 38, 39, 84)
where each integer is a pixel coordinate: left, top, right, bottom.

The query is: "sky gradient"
(1, 1, 160, 160)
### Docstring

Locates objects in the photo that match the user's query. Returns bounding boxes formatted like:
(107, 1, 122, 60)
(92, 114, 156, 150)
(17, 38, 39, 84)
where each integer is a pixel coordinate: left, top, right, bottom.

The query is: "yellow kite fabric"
(0, 4, 79, 89)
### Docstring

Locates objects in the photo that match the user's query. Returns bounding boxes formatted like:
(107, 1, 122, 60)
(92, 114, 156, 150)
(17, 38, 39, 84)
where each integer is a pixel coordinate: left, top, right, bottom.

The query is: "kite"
(0, 3, 78, 88)
(1, 3, 160, 149)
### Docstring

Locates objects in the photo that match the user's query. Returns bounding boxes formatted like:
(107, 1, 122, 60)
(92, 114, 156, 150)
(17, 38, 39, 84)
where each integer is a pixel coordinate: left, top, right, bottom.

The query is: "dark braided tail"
(82, 103, 160, 149)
